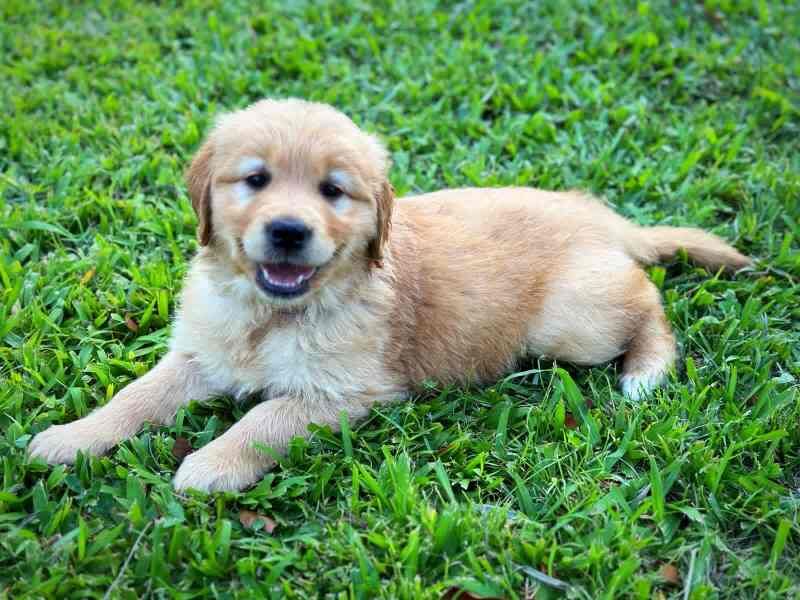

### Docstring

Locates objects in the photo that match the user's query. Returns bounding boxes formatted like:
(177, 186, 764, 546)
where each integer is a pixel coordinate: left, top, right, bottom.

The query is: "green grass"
(1, 0, 799, 598)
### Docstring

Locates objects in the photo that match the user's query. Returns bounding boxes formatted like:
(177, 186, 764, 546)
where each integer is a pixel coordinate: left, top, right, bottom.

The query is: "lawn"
(1, 0, 799, 598)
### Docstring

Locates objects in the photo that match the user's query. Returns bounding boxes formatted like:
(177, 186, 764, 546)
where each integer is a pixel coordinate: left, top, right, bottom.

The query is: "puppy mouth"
(255, 263, 317, 298)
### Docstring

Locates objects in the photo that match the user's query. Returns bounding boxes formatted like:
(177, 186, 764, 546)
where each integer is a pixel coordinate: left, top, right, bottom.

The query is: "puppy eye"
(245, 172, 270, 189)
(319, 181, 343, 200)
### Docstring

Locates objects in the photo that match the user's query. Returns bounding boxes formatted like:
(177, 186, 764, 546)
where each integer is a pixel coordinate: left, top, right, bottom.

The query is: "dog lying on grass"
(29, 98, 751, 492)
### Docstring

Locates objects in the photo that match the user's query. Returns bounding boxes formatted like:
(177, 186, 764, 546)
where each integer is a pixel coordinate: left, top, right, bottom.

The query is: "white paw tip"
(620, 370, 667, 400)
(172, 451, 262, 493)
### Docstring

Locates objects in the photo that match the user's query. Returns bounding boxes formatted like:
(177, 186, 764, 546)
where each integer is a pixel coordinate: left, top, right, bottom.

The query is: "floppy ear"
(367, 179, 394, 265)
(185, 140, 214, 246)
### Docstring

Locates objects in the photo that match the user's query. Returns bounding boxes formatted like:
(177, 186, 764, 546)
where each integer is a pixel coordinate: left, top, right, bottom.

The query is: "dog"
(29, 98, 752, 492)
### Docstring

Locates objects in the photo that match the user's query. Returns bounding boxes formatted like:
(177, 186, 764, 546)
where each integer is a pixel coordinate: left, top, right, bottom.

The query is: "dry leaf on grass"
(239, 509, 277, 533)
(171, 437, 193, 462)
(124, 314, 139, 332)
(659, 563, 680, 585)
(565, 413, 579, 429)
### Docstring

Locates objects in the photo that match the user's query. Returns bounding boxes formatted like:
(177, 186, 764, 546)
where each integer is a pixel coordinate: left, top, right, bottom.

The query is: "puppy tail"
(626, 225, 752, 272)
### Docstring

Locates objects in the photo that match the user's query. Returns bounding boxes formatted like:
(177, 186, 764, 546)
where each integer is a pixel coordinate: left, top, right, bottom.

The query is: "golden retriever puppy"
(29, 98, 751, 492)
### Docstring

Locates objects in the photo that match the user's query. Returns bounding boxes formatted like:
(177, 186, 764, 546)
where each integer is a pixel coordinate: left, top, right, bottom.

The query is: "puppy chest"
(209, 325, 386, 399)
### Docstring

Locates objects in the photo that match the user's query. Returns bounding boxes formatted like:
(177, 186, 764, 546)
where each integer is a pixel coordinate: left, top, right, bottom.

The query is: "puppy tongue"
(263, 263, 315, 284)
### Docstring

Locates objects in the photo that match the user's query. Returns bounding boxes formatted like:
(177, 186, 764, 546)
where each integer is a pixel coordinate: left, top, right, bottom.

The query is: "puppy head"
(186, 98, 394, 307)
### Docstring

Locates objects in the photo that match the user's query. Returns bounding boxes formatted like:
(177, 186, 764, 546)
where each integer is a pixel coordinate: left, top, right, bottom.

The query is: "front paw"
(29, 420, 115, 464)
(173, 444, 271, 493)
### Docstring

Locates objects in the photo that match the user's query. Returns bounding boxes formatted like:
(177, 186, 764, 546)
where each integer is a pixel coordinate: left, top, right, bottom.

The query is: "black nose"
(266, 218, 312, 251)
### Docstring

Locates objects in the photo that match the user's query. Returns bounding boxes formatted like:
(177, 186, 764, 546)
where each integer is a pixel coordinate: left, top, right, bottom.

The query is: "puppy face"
(187, 99, 393, 307)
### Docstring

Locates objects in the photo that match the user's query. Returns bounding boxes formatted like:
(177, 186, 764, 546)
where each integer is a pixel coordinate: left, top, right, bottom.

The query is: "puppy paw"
(620, 368, 667, 400)
(173, 444, 269, 493)
(29, 420, 115, 464)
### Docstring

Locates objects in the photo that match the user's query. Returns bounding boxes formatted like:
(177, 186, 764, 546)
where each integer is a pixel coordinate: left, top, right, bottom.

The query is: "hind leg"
(525, 251, 676, 398)
(620, 286, 677, 400)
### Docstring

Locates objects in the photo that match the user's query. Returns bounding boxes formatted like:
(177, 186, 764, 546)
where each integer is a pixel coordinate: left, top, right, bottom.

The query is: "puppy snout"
(266, 218, 312, 252)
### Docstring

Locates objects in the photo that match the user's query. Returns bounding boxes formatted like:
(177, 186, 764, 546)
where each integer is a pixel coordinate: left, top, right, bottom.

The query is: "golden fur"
(30, 98, 752, 492)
